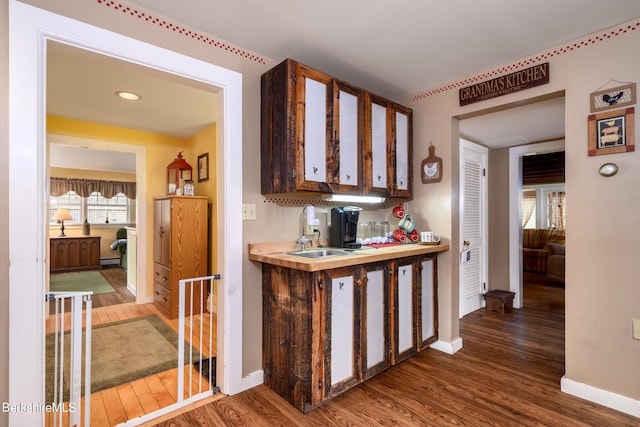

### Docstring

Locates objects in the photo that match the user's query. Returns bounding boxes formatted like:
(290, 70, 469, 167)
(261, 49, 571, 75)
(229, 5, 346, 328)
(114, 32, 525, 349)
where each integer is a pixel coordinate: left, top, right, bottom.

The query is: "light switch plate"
(633, 319, 640, 340)
(242, 203, 256, 220)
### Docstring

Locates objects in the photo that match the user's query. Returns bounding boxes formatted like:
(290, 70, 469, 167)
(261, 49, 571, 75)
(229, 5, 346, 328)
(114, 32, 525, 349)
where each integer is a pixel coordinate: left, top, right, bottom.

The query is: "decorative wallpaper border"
(412, 21, 640, 101)
(96, 0, 267, 64)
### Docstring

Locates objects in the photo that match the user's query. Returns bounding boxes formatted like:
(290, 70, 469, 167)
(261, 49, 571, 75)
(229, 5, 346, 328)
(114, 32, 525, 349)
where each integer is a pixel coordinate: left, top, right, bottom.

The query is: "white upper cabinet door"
(390, 105, 412, 198)
(304, 77, 328, 183)
(371, 102, 388, 191)
(395, 110, 409, 191)
(338, 89, 359, 188)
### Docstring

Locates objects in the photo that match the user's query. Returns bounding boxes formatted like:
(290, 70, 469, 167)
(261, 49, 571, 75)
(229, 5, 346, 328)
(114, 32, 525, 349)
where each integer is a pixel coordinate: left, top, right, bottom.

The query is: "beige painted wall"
(0, 0, 9, 424)
(488, 147, 511, 290)
(401, 20, 640, 401)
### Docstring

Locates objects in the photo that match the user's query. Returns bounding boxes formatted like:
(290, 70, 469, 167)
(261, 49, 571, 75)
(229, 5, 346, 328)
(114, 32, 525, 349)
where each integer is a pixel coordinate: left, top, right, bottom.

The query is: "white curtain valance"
(50, 177, 137, 199)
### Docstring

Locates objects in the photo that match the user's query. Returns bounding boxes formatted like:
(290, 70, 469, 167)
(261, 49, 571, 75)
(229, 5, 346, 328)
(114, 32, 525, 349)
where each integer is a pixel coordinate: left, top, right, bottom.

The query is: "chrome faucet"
(295, 236, 312, 251)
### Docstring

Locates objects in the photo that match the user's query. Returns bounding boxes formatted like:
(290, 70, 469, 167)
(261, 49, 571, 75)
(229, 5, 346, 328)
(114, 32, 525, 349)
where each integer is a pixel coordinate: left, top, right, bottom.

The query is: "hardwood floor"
(48, 266, 135, 313)
(150, 274, 639, 426)
(45, 302, 219, 427)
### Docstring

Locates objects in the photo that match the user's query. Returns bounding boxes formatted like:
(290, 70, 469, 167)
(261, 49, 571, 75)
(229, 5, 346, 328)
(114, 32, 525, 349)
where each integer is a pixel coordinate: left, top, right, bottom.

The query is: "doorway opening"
(9, 3, 246, 425)
(457, 92, 566, 311)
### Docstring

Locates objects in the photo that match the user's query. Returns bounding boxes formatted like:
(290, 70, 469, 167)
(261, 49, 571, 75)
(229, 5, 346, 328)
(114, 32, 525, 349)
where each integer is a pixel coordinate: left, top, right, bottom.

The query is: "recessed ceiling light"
(116, 91, 142, 101)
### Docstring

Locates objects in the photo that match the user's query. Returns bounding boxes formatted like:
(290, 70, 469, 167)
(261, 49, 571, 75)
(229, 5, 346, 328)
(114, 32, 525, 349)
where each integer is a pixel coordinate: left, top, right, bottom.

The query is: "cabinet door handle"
(356, 277, 368, 287)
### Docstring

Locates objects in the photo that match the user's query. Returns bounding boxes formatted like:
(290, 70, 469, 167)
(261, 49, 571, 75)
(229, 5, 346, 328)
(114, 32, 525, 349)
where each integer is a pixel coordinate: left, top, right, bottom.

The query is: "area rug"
(49, 271, 116, 295)
(46, 314, 199, 403)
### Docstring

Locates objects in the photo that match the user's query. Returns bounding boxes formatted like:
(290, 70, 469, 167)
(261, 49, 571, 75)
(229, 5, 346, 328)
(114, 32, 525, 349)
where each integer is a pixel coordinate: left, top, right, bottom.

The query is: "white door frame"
(458, 139, 488, 317)
(508, 140, 565, 307)
(9, 2, 252, 424)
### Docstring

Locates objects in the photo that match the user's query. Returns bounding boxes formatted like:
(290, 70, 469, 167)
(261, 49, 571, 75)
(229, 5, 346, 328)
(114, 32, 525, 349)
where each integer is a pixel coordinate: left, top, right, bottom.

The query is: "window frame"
(49, 190, 135, 225)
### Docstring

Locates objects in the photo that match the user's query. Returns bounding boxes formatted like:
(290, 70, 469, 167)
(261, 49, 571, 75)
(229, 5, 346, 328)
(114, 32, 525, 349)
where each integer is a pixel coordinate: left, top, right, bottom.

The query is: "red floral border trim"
(96, 0, 266, 64)
(413, 21, 640, 101)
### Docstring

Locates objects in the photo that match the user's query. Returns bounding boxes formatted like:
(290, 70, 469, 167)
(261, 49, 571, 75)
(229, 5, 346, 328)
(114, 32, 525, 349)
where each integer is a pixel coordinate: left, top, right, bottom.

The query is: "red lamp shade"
(166, 152, 193, 195)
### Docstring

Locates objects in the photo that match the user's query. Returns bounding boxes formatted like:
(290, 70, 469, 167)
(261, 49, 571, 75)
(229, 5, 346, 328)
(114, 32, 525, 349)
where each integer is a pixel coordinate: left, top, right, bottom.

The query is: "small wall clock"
(421, 143, 443, 184)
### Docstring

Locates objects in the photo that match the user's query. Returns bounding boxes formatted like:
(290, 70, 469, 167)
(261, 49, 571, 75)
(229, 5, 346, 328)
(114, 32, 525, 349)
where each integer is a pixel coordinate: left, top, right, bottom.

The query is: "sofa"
(522, 228, 565, 281)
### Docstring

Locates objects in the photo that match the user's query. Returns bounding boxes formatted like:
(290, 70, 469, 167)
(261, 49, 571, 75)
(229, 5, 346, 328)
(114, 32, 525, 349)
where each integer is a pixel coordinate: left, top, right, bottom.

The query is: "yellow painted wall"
(188, 123, 218, 277)
(50, 166, 136, 182)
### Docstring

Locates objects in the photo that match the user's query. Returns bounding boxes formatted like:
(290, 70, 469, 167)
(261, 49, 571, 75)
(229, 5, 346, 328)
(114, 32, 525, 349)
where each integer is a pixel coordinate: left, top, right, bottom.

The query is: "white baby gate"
(46, 291, 93, 427)
(121, 274, 220, 426)
(177, 274, 221, 402)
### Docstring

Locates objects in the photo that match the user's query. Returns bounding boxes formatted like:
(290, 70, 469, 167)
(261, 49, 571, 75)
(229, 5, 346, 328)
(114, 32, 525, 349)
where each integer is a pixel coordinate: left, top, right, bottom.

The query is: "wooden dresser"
(153, 195, 208, 319)
(50, 235, 101, 273)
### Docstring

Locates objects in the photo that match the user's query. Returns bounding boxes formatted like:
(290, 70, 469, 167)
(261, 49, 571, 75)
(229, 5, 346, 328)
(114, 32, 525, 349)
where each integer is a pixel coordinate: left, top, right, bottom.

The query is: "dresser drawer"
(153, 263, 171, 288)
(153, 282, 172, 313)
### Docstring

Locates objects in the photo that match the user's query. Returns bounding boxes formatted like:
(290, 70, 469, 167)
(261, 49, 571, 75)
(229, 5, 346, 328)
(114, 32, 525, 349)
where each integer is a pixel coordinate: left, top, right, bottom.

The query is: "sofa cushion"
(545, 242, 565, 255)
(523, 229, 549, 249)
(547, 230, 565, 245)
(522, 228, 565, 273)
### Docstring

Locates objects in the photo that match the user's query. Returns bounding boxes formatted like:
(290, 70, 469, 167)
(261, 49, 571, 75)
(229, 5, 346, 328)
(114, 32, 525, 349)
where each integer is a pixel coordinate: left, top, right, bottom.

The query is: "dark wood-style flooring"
(150, 273, 639, 426)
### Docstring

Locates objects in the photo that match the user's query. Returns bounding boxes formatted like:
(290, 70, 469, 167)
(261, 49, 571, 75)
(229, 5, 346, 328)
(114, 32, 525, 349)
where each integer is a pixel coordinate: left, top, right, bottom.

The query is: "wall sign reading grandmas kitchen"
(459, 63, 549, 106)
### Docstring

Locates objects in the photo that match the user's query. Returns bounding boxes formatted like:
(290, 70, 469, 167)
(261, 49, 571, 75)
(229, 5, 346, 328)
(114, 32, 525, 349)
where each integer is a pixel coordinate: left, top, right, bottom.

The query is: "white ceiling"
(46, 0, 640, 165)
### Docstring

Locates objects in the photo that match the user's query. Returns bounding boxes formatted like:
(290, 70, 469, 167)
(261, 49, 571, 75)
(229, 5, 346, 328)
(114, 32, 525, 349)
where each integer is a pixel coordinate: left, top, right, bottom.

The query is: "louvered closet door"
(459, 140, 488, 317)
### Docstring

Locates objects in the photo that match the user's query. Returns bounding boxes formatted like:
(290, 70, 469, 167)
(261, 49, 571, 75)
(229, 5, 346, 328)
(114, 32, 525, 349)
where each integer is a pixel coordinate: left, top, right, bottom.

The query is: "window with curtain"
(49, 178, 136, 225)
(522, 189, 537, 228)
(49, 191, 133, 225)
(521, 185, 566, 230)
(546, 190, 566, 230)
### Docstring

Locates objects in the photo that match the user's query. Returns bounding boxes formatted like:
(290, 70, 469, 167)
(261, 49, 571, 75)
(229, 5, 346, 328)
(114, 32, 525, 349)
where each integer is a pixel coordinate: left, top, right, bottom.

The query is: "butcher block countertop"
(249, 241, 450, 272)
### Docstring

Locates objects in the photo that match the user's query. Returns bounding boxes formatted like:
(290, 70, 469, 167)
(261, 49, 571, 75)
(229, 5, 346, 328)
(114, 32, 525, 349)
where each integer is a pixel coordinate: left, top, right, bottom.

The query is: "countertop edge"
(248, 241, 450, 272)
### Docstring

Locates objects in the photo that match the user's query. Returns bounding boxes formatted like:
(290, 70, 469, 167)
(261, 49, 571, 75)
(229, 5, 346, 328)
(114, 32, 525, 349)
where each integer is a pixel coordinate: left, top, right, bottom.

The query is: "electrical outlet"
(633, 319, 640, 340)
(305, 225, 316, 235)
(242, 203, 256, 220)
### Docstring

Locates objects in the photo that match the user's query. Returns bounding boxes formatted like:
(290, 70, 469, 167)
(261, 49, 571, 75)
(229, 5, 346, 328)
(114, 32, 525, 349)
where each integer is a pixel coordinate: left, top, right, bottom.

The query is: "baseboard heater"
(100, 258, 120, 266)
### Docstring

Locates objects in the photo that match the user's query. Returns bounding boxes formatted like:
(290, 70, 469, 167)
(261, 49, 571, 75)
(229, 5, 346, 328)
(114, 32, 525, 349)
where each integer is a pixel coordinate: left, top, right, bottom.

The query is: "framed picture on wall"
(590, 83, 636, 113)
(198, 152, 209, 182)
(588, 107, 635, 156)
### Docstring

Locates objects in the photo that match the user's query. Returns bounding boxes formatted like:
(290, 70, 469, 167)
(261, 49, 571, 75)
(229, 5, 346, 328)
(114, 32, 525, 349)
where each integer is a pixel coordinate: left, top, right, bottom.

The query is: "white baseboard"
(430, 338, 463, 354)
(235, 369, 263, 395)
(561, 376, 640, 418)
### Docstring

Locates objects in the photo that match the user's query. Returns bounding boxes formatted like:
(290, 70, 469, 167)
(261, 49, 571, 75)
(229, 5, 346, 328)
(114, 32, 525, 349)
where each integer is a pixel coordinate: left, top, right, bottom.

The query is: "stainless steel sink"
(287, 249, 352, 258)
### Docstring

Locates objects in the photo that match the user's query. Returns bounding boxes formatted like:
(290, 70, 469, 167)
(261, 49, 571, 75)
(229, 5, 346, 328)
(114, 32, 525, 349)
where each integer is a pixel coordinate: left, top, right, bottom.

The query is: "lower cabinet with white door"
(261, 254, 438, 413)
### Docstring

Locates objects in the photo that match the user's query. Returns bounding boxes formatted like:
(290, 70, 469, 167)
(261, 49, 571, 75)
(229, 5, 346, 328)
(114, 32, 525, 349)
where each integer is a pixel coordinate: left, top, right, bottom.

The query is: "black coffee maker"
(329, 206, 362, 249)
